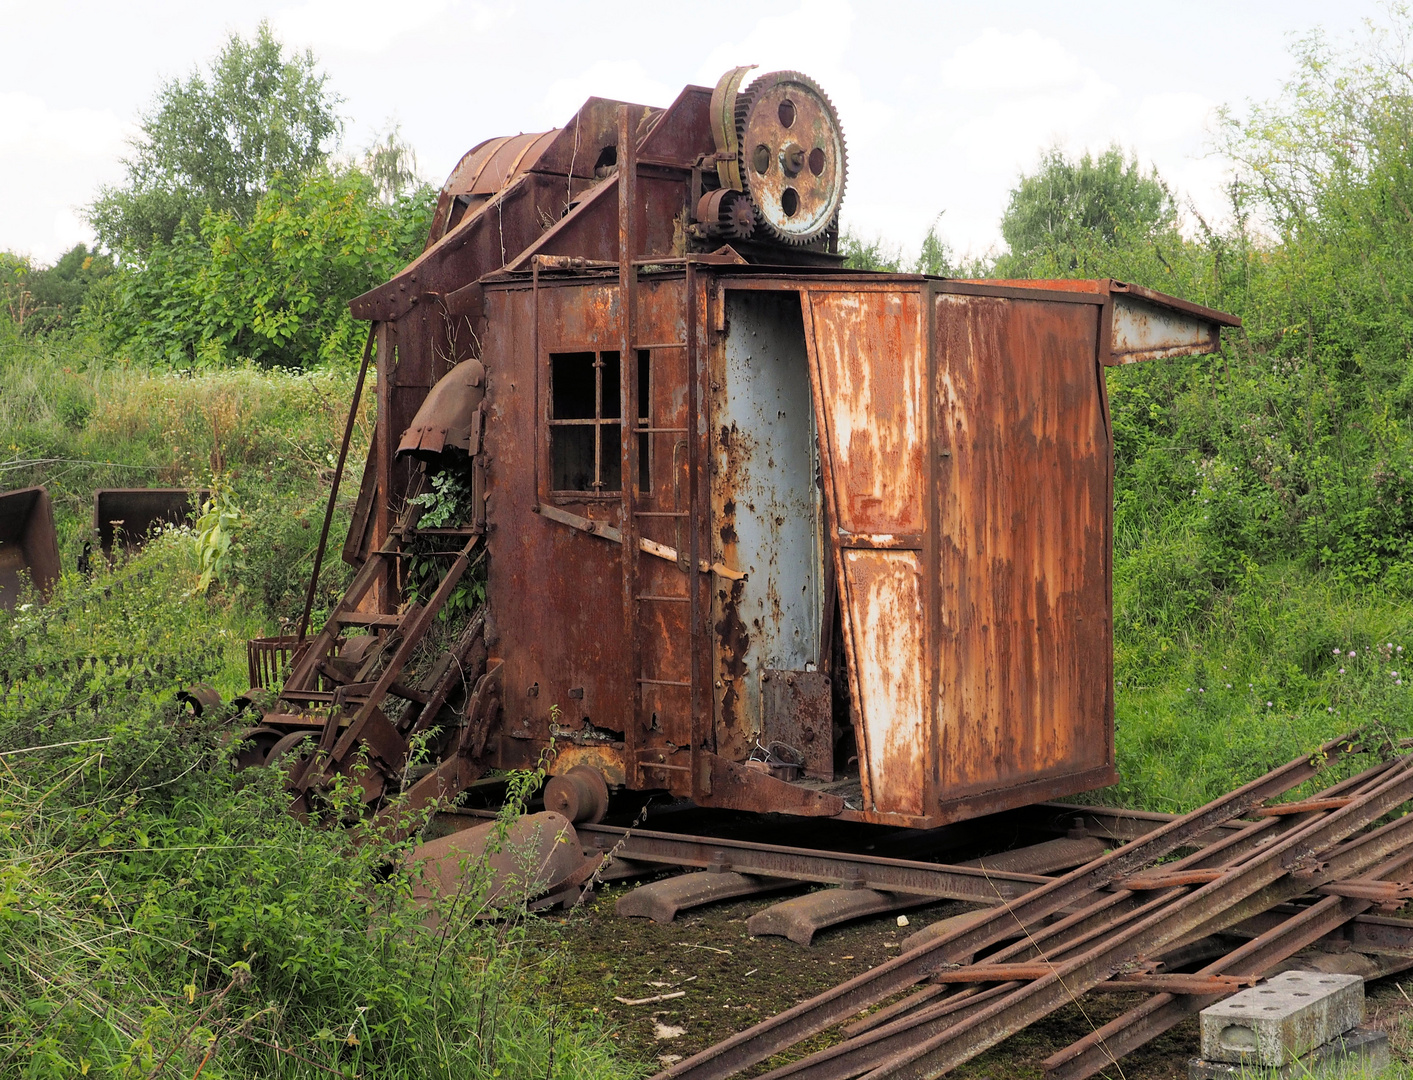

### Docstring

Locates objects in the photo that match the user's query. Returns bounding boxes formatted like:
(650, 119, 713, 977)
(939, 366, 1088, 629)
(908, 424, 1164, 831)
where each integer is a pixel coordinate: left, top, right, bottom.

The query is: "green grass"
(0, 320, 370, 633)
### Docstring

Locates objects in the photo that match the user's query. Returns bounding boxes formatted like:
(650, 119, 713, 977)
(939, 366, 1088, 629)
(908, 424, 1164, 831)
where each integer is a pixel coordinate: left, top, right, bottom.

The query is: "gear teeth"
(733, 70, 848, 247)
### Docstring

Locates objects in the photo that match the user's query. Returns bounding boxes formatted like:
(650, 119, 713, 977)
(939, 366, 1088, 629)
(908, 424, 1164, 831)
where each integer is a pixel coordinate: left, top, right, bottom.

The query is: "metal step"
(745, 885, 933, 945)
(616, 869, 797, 923)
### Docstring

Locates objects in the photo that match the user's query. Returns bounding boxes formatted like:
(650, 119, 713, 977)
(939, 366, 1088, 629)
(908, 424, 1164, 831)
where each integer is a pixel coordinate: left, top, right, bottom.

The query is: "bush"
(103, 169, 433, 370)
(0, 541, 628, 1079)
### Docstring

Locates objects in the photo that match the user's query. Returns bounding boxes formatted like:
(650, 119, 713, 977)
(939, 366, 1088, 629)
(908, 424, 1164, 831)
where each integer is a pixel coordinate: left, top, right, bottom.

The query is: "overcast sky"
(0, 0, 1389, 265)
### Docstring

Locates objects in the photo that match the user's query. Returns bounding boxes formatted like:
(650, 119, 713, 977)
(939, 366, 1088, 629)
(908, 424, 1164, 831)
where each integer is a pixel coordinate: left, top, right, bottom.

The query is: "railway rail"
(440, 737, 1410, 1080)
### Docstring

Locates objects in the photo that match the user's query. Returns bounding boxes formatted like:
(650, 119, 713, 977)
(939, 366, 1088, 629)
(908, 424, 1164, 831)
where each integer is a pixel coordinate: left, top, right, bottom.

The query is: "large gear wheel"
(734, 70, 847, 246)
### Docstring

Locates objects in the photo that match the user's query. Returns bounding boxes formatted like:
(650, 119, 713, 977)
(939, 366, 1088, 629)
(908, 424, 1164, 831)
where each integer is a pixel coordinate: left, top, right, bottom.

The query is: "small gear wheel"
(734, 70, 847, 245)
(694, 188, 756, 240)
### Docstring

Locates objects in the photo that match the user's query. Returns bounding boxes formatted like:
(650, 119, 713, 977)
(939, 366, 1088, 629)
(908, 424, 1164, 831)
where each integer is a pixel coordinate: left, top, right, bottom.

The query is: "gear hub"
(732, 70, 847, 246)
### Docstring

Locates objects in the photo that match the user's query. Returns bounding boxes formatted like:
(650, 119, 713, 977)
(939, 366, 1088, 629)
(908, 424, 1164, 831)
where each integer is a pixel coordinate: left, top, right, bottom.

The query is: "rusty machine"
(241, 67, 1239, 831)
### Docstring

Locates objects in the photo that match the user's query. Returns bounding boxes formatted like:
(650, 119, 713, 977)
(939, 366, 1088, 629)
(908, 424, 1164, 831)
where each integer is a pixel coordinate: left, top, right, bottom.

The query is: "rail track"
(438, 739, 1413, 1079)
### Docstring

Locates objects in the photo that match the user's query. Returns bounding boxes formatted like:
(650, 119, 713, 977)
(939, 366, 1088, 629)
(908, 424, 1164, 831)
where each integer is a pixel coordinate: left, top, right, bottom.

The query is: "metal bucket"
(93, 488, 209, 553)
(247, 635, 305, 691)
(0, 486, 61, 610)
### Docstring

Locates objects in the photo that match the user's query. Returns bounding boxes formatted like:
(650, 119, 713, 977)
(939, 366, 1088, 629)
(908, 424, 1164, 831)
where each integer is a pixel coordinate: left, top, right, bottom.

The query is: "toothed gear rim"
(735, 70, 847, 246)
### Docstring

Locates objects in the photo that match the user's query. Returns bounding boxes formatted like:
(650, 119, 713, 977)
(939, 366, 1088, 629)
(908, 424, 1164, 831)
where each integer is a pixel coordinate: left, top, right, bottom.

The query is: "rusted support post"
(373, 320, 395, 613)
(686, 259, 702, 796)
(298, 326, 376, 642)
(618, 105, 641, 784)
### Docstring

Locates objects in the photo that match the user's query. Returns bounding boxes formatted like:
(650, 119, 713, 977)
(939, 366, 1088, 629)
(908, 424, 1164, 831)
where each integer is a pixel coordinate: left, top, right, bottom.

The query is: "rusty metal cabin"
(278, 69, 1237, 830)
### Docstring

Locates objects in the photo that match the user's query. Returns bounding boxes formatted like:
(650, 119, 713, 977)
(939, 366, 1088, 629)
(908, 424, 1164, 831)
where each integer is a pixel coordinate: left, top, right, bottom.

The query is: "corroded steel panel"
(842, 549, 927, 816)
(483, 284, 633, 754)
(805, 290, 928, 536)
(804, 286, 930, 817)
(934, 292, 1113, 797)
(484, 275, 700, 781)
(710, 291, 824, 758)
(1110, 291, 1221, 364)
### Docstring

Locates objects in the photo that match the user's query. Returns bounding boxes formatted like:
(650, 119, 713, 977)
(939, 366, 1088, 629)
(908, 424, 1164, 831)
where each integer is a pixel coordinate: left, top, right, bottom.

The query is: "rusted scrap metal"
(651, 739, 1413, 1080)
(408, 811, 598, 919)
(93, 488, 208, 553)
(237, 66, 1240, 837)
(0, 486, 60, 609)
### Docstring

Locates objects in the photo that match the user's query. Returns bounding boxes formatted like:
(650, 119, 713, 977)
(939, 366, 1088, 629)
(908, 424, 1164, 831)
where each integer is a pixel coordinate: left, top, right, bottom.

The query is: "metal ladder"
(617, 109, 704, 794)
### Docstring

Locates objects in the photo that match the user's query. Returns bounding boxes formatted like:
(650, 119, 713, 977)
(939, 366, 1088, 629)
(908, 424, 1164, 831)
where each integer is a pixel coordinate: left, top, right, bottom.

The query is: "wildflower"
(1199, 688, 1205, 694)
(1334, 648, 1342, 656)
(1328, 707, 1335, 713)
(1226, 683, 1233, 689)
(1349, 651, 1357, 658)
(1267, 701, 1274, 707)
(1339, 668, 1346, 674)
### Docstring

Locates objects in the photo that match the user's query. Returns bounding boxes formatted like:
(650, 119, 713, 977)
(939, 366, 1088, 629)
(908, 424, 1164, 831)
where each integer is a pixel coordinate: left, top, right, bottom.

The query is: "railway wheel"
(544, 765, 609, 824)
(231, 725, 283, 770)
(264, 729, 320, 771)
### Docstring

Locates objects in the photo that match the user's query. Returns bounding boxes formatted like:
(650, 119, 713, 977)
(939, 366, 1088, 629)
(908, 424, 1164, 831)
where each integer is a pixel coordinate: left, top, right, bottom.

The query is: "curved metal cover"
(426, 131, 560, 243)
(398, 358, 486, 460)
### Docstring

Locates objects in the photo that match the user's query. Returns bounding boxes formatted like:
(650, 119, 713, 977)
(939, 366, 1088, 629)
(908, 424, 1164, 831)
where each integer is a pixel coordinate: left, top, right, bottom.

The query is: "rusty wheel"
(544, 764, 610, 824)
(735, 70, 847, 245)
(231, 725, 284, 770)
(264, 729, 320, 771)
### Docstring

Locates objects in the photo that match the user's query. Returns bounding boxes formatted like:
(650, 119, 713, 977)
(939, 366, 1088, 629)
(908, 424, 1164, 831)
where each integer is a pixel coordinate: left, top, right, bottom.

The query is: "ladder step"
(335, 613, 401, 628)
(634, 341, 687, 350)
(634, 511, 689, 518)
(638, 594, 690, 603)
(637, 426, 689, 434)
(639, 678, 692, 687)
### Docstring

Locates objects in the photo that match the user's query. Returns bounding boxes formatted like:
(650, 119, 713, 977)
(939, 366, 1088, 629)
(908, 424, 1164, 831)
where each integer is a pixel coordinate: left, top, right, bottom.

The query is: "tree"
(841, 216, 959, 275)
(998, 145, 1176, 270)
(104, 170, 434, 369)
(363, 125, 422, 204)
(89, 22, 341, 260)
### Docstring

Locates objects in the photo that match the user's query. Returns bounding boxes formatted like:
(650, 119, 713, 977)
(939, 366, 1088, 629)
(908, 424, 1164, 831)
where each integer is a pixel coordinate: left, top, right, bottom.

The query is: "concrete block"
(1199, 970, 1365, 1066)
(1188, 1026, 1389, 1079)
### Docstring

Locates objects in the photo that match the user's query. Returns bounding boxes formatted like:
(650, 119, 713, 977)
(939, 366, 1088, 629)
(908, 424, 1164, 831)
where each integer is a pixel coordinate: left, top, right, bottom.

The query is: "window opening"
(550, 350, 621, 492)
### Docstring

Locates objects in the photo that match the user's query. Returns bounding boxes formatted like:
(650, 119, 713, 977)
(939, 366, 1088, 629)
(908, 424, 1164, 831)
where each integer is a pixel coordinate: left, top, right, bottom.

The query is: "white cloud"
(271, 0, 509, 56)
(0, 92, 129, 261)
(940, 28, 1089, 94)
(535, 61, 679, 128)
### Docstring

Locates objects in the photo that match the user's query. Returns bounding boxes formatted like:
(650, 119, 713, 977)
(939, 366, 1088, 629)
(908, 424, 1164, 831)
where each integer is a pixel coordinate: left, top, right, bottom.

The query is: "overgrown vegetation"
(77, 21, 434, 370)
(0, 546, 623, 1077)
(9, 9, 1413, 1075)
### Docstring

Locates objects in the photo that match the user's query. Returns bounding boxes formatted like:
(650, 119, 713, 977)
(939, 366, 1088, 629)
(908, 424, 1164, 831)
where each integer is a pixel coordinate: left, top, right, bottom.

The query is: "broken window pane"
(551, 352, 596, 420)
